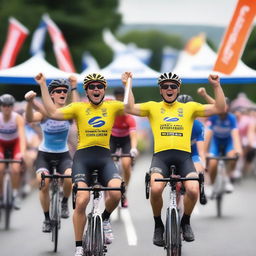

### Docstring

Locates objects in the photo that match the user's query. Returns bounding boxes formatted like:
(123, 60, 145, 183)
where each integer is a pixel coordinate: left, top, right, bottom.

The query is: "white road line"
(120, 208, 138, 246)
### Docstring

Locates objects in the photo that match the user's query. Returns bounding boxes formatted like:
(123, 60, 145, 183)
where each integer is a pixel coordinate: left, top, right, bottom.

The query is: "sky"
(118, 0, 240, 27)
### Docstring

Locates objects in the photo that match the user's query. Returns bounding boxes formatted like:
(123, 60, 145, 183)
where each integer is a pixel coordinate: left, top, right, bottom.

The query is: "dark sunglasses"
(88, 83, 105, 90)
(1, 104, 13, 107)
(52, 89, 68, 94)
(160, 84, 179, 90)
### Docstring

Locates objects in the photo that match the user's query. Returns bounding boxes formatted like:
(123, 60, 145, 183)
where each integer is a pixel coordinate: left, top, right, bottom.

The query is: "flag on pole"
(43, 14, 76, 72)
(0, 17, 29, 70)
(30, 18, 47, 55)
(213, 0, 256, 75)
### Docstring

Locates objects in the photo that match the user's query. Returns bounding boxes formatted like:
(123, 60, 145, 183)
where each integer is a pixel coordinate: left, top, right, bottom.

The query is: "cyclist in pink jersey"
(110, 87, 138, 207)
(0, 94, 26, 209)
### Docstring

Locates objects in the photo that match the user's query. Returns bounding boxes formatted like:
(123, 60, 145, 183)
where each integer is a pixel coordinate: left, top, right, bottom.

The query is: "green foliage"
(118, 30, 183, 71)
(0, 0, 121, 70)
(243, 26, 256, 70)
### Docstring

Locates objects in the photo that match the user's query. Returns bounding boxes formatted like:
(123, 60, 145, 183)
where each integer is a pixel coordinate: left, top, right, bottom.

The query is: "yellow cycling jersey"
(59, 100, 124, 150)
(139, 101, 206, 153)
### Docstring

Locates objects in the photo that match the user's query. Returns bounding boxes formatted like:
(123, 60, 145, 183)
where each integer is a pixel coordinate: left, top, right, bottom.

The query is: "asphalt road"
(0, 153, 255, 256)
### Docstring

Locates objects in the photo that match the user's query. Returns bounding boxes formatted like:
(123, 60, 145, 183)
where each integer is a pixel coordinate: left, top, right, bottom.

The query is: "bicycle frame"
(41, 160, 71, 252)
(206, 155, 238, 217)
(72, 171, 125, 256)
(146, 165, 206, 256)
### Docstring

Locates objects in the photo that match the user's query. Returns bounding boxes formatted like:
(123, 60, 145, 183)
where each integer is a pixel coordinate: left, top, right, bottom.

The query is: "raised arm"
(35, 73, 65, 120)
(24, 90, 45, 122)
(122, 72, 141, 116)
(203, 74, 226, 116)
(69, 75, 80, 102)
(197, 87, 215, 104)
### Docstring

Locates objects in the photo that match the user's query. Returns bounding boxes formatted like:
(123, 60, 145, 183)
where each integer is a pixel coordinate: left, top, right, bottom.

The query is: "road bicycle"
(206, 155, 238, 217)
(0, 158, 22, 230)
(40, 160, 72, 252)
(72, 170, 125, 256)
(145, 165, 206, 256)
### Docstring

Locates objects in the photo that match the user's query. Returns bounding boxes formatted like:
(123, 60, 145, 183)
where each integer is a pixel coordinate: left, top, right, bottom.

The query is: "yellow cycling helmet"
(83, 73, 107, 89)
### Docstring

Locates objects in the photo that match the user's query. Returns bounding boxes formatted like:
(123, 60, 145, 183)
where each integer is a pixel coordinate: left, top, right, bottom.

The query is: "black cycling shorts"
(110, 135, 131, 154)
(35, 151, 72, 174)
(150, 149, 196, 178)
(72, 146, 121, 186)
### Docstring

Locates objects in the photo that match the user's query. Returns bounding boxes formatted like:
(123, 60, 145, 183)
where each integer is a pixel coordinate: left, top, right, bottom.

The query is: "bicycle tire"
(3, 176, 12, 230)
(216, 194, 223, 218)
(50, 190, 60, 252)
(170, 208, 181, 256)
(92, 215, 104, 256)
(165, 208, 171, 256)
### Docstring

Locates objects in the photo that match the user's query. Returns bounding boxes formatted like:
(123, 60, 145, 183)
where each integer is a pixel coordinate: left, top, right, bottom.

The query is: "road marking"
(120, 208, 138, 246)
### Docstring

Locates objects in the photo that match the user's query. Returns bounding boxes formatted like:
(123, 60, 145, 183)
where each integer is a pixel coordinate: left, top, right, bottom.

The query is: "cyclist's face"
(86, 82, 106, 105)
(50, 86, 68, 106)
(1, 104, 13, 115)
(159, 82, 180, 102)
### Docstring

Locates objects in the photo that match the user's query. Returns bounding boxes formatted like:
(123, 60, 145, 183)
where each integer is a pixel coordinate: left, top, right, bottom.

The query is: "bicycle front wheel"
(84, 213, 93, 256)
(50, 191, 60, 252)
(3, 176, 13, 230)
(92, 215, 104, 256)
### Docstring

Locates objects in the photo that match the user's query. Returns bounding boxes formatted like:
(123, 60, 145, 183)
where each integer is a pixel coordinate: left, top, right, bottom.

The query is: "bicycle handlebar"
(206, 155, 238, 161)
(72, 182, 126, 209)
(40, 172, 72, 188)
(0, 159, 22, 164)
(111, 153, 134, 159)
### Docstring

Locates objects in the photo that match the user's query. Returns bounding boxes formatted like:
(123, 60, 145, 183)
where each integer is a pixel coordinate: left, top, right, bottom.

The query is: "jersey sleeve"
(195, 120, 205, 141)
(139, 101, 153, 117)
(59, 103, 77, 119)
(114, 100, 125, 116)
(192, 102, 207, 117)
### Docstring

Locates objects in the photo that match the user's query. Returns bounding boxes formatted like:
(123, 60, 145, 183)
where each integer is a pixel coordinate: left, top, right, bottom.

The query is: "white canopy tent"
(99, 52, 160, 87)
(172, 42, 256, 84)
(0, 53, 78, 85)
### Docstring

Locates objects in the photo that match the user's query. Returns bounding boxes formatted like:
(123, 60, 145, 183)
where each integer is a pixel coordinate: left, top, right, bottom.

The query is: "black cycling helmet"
(48, 79, 70, 93)
(83, 73, 107, 90)
(113, 87, 125, 96)
(177, 94, 194, 103)
(0, 94, 15, 105)
(158, 72, 182, 86)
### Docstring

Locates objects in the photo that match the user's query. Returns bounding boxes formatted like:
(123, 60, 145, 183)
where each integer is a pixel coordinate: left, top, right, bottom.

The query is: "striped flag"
(0, 17, 29, 70)
(30, 18, 47, 55)
(43, 14, 76, 72)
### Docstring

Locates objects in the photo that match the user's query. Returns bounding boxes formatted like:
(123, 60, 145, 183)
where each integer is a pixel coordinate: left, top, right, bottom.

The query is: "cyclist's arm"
(196, 140, 206, 167)
(69, 75, 80, 102)
(202, 74, 226, 116)
(35, 73, 65, 120)
(122, 72, 142, 116)
(25, 92, 45, 122)
(204, 129, 212, 153)
(197, 87, 215, 104)
(16, 114, 27, 156)
(231, 128, 243, 155)
(130, 130, 137, 150)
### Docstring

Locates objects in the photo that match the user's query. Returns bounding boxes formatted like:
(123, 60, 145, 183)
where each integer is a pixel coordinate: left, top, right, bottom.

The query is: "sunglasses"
(52, 89, 68, 94)
(1, 104, 13, 107)
(87, 83, 105, 90)
(160, 84, 179, 90)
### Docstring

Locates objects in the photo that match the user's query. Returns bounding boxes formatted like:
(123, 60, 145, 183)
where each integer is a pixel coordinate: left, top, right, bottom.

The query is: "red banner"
(213, 0, 256, 74)
(43, 14, 76, 73)
(0, 18, 29, 69)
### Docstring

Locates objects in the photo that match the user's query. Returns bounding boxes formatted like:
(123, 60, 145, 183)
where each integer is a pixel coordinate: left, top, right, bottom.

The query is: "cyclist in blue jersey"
(177, 95, 205, 173)
(197, 87, 242, 192)
(25, 76, 79, 232)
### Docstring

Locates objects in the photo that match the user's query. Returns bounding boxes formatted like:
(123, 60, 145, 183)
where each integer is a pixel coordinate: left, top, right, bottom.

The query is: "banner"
(30, 18, 47, 55)
(213, 0, 256, 75)
(43, 14, 76, 72)
(0, 17, 29, 70)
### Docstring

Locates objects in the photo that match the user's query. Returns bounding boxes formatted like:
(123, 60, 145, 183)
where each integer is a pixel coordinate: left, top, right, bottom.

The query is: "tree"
(0, 0, 122, 71)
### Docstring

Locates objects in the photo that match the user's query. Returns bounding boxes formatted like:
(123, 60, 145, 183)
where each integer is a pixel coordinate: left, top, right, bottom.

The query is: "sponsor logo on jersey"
(164, 117, 179, 122)
(88, 116, 105, 127)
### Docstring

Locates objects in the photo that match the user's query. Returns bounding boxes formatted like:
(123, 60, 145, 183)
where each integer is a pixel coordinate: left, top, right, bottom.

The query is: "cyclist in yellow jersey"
(35, 72, 124, 256)
(122, 71, 226, 246)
